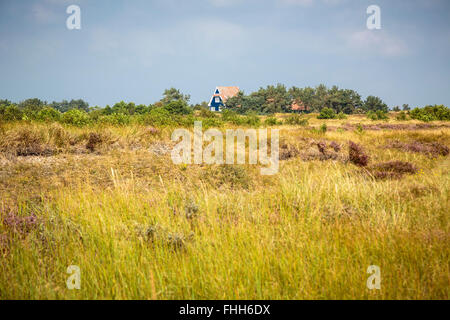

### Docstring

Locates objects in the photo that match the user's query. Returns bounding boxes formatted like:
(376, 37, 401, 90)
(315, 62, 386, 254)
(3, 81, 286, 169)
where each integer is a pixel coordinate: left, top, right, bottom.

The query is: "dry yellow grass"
(0, 116, 448, 299)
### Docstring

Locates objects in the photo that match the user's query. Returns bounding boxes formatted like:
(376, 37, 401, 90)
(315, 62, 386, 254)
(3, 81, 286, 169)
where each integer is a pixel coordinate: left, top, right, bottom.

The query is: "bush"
(396, 111, 408, 121)
(349, 141, 369, 167)
(317, 107, 336, 119)
(242, 113, 261, 127)
(200, 117, 224, 128)
(284, 114, 308, 126)
(312, 123, 327, 134)
(355, 123, 365, 135)
(337, 112, 347, 119)
(140, 107, 174, 126)
(86, 133, 103, 152)
(221, 109, 239, 122)
(98, 113, 131, 126)
(0, 126, 52, 156)
(36, 107, 61, 122)
(163, 100, 192, 115)
(409, 105, 450, 122)
(264, 116, 279, 126)
(0, 105, 23, 121)
(221, 110, 260, 126)
(368, 161, 417, 180)
(367, 110, 388, 121)
(61, 109, 91, 126)
(198, 107, 217, 118)
(205, 165, 251, 189)
(386, 140, 449, 158)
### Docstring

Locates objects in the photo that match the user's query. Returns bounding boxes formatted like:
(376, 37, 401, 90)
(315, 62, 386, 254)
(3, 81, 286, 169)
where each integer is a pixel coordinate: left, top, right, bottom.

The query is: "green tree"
(111, 101, 136, 115)
(289, 86, 315, 111)
(36, 107, 61, 122)
(102, 105, 113, 115)
(19, 98, 46, 118)
(317, 107, 336, 119)
(312, 84, 328, 111)
(135, 104, 150, 114)
(0, 104, 23, 121)
(363, 96, 388, 113)
(50, 99, 89, 113)
(161, 88, 190, 105)
(256, 84, 290, 114)
(325, 87, 362, 114)
(163, 100, 192, 115)
(62, 109, 91, 126)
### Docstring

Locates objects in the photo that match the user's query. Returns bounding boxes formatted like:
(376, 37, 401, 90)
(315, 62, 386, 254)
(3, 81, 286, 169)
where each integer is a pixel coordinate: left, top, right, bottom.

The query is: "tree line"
(225, 84, 391, 114)
(1, 85, 448, 124)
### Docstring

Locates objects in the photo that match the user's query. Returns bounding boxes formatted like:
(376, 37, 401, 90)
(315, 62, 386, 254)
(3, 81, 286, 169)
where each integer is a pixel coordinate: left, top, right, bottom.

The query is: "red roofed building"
(291, 100, 309, 112)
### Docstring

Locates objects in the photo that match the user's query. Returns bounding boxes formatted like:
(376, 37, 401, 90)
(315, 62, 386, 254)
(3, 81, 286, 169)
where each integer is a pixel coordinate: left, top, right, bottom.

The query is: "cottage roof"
(291, 100, 307, 111)
(215, 86, 240, 102)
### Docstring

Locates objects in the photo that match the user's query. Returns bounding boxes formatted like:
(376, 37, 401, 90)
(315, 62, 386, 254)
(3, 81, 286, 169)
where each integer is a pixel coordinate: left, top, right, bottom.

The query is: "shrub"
(221, 109, 239, 122)
(1, 105, 23, 121)
(409, 105, 450, 122)
(355, 123, 365, 135)
(86, 133, 103, 152)
(212, 165, 251, 189)
(222, 110, 260, 127)
(242, 113, 261, 127)
(386, 140, 449, 158)
(36, 107, 61, 122)
(336, 112, 347, 119)
(279, 143, 300, 160)
(140, 107, 174, 126)
(264, 116, 279, 126)
(317, 107, 336, 119)
(368, 161, 417, 180)
(98, 113, 131, 126)
(0, 127, 52, 156)
(2, 212, 38, 235)
(367, 110, 388, 121)
(222, 109, 245, 125)
(311, 123, 327, 134)
(163, 100, 192, 115)
(284, 114, 308, 126)
(62, 109, 91, 126)
(200, 117, 224, 128)
(367, 111, 377, 120)
(349, 141, 369, 167)
(198, 107, 217, 118)
(396, 111, 408, 121)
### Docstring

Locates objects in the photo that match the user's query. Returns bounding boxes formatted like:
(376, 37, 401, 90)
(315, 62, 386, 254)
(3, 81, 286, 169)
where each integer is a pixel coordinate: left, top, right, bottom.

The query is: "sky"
(0, 0, 449, 108)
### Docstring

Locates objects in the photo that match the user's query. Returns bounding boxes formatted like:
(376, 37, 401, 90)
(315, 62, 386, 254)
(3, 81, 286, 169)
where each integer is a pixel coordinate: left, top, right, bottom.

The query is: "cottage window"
(215, 97, 220, 103)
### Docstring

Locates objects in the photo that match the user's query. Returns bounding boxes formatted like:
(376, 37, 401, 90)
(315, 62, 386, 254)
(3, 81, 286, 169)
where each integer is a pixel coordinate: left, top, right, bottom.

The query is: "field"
(0, 114, 448, 299)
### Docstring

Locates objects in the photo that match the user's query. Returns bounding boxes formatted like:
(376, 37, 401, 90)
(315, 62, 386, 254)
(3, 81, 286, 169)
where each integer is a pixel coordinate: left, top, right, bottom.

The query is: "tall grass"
(0, 118, 448, 299)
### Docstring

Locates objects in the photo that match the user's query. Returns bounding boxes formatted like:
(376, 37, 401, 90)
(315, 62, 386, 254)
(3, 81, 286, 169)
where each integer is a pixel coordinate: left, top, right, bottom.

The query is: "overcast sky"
(0, 0, 449, 107)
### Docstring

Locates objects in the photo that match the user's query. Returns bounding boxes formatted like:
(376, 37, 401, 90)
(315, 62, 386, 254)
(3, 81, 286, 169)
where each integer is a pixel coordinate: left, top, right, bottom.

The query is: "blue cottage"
(208, 86, 240, 112)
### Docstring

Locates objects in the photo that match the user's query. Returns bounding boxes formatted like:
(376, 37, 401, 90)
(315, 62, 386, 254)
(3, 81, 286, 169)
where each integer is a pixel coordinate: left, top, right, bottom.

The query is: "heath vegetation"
(0, 91, 449, 299)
